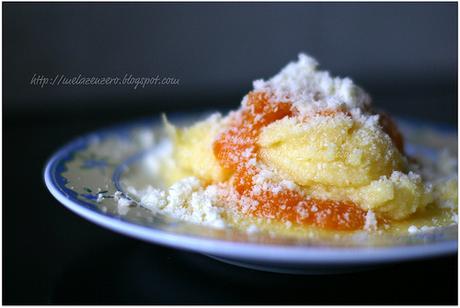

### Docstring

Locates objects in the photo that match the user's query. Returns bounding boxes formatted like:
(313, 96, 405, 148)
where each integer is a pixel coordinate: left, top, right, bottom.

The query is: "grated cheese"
(364, 210, 377, 231)
(126, 177, 227, 229)
(253, 53, 371, 117)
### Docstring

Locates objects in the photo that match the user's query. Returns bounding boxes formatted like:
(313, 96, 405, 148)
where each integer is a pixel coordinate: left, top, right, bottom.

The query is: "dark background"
(3, 2, 458, 304)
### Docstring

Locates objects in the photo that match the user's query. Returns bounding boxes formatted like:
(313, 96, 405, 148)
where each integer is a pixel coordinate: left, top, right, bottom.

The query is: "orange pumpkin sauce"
(213, 92, 367, 231)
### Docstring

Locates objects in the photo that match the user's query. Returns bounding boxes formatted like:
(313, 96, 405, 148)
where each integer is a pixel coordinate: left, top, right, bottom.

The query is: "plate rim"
(43, 115, 458, 264)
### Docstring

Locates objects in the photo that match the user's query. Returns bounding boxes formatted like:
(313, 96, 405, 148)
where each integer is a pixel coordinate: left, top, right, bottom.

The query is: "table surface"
(3, 109, 458, 304)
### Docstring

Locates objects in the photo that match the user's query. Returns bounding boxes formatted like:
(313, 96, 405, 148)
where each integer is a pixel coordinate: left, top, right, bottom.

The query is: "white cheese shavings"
(364, 210, 377, 231)
(96, 193, 104, 203)
(128, 177, 227, 229)
(117, 196, 131, 215)
(253, 53, 371, 117)
(113, 191, 123, 201)
(408, 225, 437, 234)
(112, 191, 133, 215)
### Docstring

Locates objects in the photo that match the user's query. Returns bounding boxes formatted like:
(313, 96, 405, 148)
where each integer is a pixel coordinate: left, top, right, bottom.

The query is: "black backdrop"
(3, 2, 458, 304)
(4, 2, 458, 122)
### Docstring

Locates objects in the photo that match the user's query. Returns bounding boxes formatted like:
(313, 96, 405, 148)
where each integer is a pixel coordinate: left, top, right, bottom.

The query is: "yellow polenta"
(258, 114, 405, 187)
(257, 114, 432, 219)
(158, 53, 457, 233)
(165, 114, 231, 185)
(165, 113, 455, 221)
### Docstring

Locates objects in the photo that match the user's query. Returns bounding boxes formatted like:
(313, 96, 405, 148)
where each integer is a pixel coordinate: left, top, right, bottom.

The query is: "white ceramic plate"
(44, 113, 458, 274)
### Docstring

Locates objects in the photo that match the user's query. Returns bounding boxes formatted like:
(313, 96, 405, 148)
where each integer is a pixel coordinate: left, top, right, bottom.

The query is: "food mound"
(134, 54, 457, 235)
